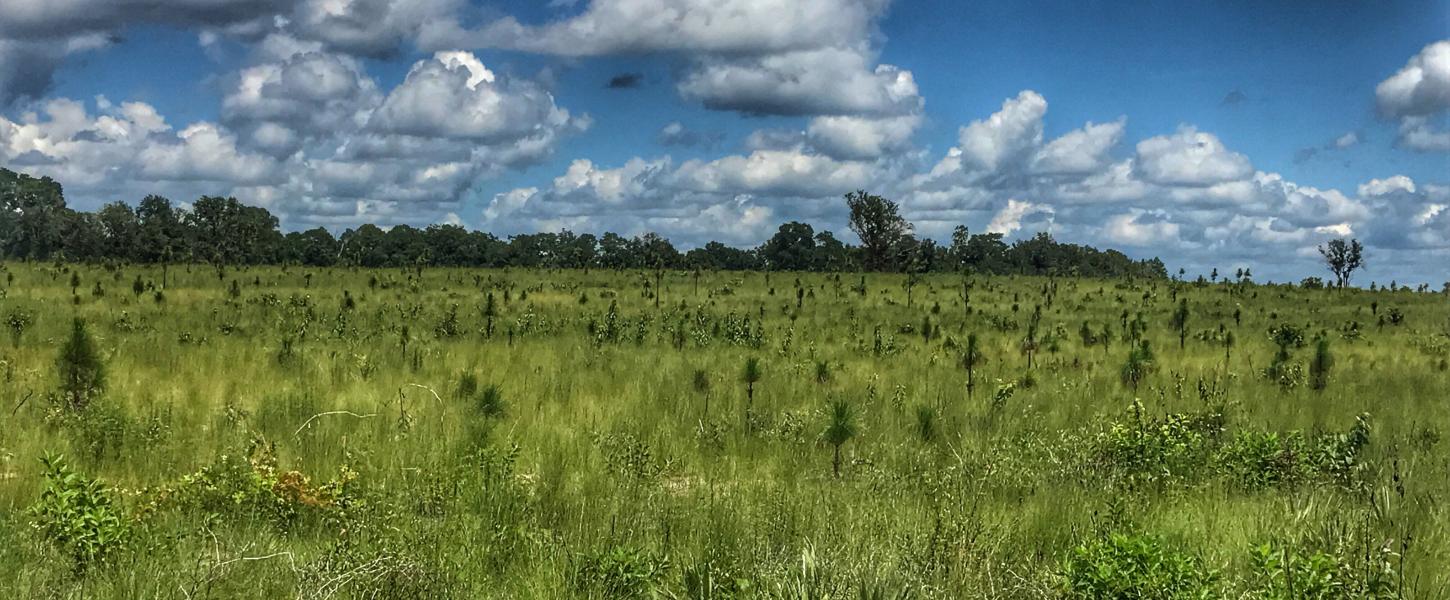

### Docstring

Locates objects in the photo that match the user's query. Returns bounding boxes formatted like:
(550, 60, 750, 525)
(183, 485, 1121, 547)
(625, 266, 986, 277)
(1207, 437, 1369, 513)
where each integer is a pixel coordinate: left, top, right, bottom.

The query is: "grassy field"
(0, 262, 1447, 598)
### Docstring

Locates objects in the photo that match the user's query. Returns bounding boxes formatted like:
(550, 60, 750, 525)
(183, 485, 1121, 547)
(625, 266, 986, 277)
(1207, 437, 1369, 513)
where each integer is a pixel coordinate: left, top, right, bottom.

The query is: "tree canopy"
(0, 168, 1167, 278)
(1318, 238, 1365, 289)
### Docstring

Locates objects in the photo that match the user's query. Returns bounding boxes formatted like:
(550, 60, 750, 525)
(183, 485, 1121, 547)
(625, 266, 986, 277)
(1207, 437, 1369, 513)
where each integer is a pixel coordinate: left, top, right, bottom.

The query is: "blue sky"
(1, 0, 1447, 283)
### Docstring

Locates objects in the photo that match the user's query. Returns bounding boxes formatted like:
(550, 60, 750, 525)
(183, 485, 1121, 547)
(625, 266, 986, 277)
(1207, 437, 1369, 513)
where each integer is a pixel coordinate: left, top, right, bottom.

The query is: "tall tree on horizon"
(1318, 238, 1365, 289)
(845, 190, 910, 272)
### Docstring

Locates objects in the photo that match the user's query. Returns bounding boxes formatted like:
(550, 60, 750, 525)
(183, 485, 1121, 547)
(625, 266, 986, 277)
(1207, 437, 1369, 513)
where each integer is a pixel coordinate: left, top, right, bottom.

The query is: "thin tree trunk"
(967, 365, 974, 401)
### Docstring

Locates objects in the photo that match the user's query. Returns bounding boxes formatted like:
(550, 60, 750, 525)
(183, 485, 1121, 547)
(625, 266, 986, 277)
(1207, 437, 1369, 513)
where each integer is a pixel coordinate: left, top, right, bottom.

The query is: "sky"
(0, 0, 1447, 284)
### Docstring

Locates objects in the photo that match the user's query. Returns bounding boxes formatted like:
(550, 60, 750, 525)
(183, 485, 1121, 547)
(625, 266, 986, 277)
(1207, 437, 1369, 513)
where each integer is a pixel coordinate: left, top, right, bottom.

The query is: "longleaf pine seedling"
(56, 318, 105, 411)
(1310, 337, 1333, 392)
(742, 357, 762, 429)
(824, 399, 857, 477)
(963, 333, 981, 400)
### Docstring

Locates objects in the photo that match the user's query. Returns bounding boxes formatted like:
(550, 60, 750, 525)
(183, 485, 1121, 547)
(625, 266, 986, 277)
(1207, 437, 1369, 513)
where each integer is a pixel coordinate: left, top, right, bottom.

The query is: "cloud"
(0, 0, 463, 104)
(896, 89, 1444, 280)
(606, 72, 644, 89)
(368, 52, 585, 144)
(0, 0, 282, 40)
(221, 48, 380, 155)
(430, 0, 887, 57)
(0, 35, 110, 106)
(805, 113, 921, 160)
(1356, 174, 1450, 250)
(886, 89, 1391, 277)
(1358, 175, 1416, 197)
(1, 0, 1444, 286)
(657, 121, 723, 148)
(956, 91, 1047, 173)
(909, 90, 1048, 185)
(1133, 125, 1253, 186)
(1376, 40, 1450, 152)
(1030, 117, 1125, 175)
(986, 199, 1052, 235)
(0, 97, 279, 193)
(287, 0, 459, 57)
(0, 0, 284, 104)
(926, 92, 1124, 184)
(677, 48, 921, 116)
(1257, 174, 1369, 228)
(136, 123, 280, 184)
(429, 0, 915, 120)
(482, 156, 781, 244)
(1397, 116, 1450, 152)
(1103, 210, 1181, 246)
(482, 116, 904, 243)
(673, 148, 878, 197)
(1294, 130, 1362, 164)
(2, 51, 586, 228)
(1376, 41, 1450, 118)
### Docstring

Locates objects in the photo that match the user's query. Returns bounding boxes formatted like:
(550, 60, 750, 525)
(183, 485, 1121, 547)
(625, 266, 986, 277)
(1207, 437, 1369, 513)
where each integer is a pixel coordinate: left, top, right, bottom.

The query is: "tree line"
(0, 168, 1167, 278)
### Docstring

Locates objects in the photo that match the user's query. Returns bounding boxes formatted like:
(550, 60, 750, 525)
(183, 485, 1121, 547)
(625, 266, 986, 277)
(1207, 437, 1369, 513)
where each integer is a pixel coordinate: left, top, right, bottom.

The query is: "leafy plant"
(28, 454, 131, 572)
(1062, 533, 1216, 599)
(1243, 539, 1398, 599)
(6, 309, 32, 346)
(573, 545, 671, 598)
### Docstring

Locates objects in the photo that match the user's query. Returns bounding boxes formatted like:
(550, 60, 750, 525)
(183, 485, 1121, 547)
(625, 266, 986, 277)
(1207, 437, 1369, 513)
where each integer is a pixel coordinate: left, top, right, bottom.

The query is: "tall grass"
(0, 262, 1446, 598)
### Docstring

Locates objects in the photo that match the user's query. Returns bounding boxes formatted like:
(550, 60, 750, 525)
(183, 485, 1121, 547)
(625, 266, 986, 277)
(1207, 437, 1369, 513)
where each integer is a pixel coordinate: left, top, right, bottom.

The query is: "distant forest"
(1, 168, 1167, 278)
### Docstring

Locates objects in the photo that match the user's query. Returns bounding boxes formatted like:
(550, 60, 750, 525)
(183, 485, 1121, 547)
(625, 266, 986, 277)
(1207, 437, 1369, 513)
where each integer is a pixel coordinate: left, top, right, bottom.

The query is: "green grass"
(0, 262, 1447, 598)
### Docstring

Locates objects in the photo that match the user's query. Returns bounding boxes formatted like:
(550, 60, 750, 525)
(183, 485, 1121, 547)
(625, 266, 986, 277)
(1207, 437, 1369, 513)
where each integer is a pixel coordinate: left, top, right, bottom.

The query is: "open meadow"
(1, 262, 1448, 598)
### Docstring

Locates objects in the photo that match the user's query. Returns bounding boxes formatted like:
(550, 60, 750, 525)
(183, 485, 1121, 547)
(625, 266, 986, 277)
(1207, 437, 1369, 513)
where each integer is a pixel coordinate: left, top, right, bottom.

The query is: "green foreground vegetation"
(1, 262, 1447, 598)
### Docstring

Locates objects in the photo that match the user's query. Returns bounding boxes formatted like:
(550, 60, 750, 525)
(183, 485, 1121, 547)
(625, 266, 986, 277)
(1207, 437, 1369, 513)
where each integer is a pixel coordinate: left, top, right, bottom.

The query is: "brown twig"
(293, 411, 377, 436)
(11, 390, 33, 416)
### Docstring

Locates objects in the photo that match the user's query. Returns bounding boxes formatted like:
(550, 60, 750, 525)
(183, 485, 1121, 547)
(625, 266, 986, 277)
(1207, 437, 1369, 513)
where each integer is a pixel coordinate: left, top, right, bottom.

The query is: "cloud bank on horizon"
(0, 0, 1446, 283)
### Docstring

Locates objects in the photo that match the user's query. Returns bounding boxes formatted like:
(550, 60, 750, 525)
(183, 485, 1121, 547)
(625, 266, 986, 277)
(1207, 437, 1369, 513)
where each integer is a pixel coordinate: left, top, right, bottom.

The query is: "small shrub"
(5, 309, 31, 346)
(1062, 533, 1216, 599)
(1243, 539, 1398, 599)
(28, 454, 131, 572)
(573, 545, 671, 599)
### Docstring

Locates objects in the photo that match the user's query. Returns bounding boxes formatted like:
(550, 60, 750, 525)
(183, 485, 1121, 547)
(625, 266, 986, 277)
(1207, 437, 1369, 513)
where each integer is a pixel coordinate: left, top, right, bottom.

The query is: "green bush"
(1062, 533, 1216, 599)
(573, 545, 671, 598)
(1241, 540, 1398, 599)
(28, 454, 131, 573)
(1095, 406, 1369, 491)
(1095, 403, 1223, 487)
